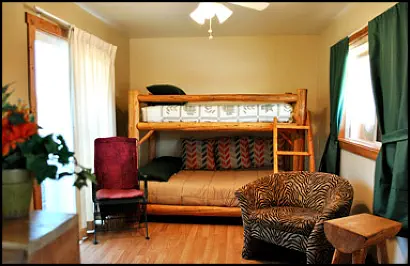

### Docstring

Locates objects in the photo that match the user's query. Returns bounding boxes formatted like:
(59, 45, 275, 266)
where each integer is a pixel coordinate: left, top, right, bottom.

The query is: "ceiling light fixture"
(190, 2, 270, 40)
(190, 2, 233, 39)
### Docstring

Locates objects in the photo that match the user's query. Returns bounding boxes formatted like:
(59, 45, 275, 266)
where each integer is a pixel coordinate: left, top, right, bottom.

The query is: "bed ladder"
(273, 111, 315, 173)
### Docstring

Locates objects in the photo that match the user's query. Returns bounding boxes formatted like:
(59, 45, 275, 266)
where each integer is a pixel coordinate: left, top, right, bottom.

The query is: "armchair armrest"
(316, 183, 354, 223)
(307, 189, 353, 263)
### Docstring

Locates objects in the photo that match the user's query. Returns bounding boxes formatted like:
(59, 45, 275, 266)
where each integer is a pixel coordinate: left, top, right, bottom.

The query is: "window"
(339, 28, 381, 160)
(35, 29, 76, 213)
(26, 13, 76, 212)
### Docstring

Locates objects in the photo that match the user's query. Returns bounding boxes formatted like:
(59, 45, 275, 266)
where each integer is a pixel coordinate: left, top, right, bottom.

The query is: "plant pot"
(2, 169, 33, 219)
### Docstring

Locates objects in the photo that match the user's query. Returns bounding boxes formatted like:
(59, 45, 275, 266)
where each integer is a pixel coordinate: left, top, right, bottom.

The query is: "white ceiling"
(76, 2, 350, 38)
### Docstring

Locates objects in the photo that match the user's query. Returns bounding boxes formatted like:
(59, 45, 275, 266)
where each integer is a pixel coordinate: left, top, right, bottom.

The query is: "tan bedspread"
(144, 169, 273, 207)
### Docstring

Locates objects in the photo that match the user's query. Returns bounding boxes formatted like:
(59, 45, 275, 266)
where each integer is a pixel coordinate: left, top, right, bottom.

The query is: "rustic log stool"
(324, 213, 402, 264)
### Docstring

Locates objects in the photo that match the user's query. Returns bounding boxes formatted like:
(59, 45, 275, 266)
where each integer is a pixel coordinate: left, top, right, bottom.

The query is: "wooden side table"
(2, 210, 80, 264)
(324, 213, 402, 264)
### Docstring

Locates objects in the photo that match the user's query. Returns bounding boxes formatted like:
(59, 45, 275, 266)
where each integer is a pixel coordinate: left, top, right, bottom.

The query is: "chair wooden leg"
(352, 248, 367, 264)
(377, 241, 388, 264)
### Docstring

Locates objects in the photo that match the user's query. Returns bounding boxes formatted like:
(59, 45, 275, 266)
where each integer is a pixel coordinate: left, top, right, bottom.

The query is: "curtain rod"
(33, 5, 72, 29)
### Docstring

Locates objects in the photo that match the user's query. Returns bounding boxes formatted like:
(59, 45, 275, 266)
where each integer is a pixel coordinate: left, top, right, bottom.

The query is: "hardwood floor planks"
(79, 221, 300, 264)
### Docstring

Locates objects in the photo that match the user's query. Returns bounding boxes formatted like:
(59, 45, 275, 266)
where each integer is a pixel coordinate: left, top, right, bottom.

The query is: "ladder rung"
(277, 151, 310, 156)
(276, 124, 310, 130)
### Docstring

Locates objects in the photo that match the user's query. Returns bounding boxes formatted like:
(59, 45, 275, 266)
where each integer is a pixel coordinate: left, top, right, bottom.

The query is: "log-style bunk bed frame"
(128, 88, 315, 217)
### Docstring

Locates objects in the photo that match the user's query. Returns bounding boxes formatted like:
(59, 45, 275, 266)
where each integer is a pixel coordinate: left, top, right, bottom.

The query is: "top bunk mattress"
(141, 103, 293, 123)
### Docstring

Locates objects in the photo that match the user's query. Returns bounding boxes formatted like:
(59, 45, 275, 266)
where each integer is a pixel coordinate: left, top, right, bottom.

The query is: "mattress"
(142, 169, 273, 207)
(141, 103, 293, 123)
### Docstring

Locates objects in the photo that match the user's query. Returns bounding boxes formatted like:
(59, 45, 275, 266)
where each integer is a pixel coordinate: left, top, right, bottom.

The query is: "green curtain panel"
(318, 37, 349, 175)
(369, 2, 408, 236)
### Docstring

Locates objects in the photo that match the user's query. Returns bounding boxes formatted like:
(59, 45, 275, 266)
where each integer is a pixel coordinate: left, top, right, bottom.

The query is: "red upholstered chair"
(92, 137, 149, 244)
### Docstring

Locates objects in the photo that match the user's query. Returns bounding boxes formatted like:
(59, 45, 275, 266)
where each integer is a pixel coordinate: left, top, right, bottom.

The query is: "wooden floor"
(79, 221, 305, 264)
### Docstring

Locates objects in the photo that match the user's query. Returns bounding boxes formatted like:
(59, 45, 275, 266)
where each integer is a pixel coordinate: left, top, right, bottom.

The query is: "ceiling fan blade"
(228, 2, 270, 11)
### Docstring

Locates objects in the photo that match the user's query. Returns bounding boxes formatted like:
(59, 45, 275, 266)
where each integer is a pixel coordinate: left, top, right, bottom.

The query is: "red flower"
(2, 114, 38, 156)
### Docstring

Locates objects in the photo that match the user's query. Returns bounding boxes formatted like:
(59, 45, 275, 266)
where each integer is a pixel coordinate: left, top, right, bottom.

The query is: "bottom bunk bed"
(142, 169, 273, 217)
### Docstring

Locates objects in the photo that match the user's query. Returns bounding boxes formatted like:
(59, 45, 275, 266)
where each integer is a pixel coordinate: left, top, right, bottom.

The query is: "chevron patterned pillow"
(248, 137, 273, 168)
(181, 138, 216, 170)
(215, 137, 252, 170)
(248, 137, 289, 170)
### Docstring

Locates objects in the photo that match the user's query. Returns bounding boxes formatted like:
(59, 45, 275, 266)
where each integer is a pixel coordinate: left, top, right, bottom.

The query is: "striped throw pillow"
(181, 139, 216, 170)
(249, 137, 273, 168)
(248, 137, 289, 170)
(215, 137, 252, 170)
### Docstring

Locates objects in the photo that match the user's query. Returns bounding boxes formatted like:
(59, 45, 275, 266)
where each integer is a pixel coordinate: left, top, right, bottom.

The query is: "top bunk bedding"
(141, 103, 294, 123)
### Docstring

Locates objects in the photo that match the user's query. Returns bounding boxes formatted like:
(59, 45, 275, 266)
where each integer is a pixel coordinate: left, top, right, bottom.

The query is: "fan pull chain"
(208, 18, 213, 40)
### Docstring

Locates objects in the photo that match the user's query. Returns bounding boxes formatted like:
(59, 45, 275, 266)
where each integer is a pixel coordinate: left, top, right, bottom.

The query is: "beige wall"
(318, 2, 407, 264)
(130, 35, 322, 166)
(2, 2, 130, 136)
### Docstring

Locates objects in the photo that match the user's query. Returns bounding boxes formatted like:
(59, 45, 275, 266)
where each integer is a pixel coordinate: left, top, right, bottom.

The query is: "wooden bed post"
(295, 89, 307, 126)
(306, 111, 316, 172)
(148, 133, 156, 161)
(128, 90, 140, 167)
(128, 90, 140, 140)
(293, 89, 307, 171)
(273, 117, 279, 173)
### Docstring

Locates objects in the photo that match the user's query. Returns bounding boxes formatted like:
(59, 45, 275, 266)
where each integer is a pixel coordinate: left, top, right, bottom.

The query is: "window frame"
(25, 12, 69, 210)
(338, 25, 381, 161)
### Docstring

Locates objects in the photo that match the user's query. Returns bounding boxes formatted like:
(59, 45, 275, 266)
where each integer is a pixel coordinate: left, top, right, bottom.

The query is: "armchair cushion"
(96, 189, 144, 200)
(249, 206, 320, 236)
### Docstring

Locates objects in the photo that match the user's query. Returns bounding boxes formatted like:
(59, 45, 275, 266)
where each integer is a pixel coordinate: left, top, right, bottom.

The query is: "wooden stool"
(324, 213, 402, 264)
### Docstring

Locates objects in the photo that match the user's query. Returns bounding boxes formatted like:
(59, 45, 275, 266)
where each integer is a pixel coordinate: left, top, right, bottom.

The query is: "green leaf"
(25, 154, 58, 184)
(2, 82, 15, 93)
(2, 103, 17, 112)
(8, 112, 26, 125)
(82, 170, 97, 184)
(51, 135, 74, 164)
(2, 84, 15, 107)
(72, 168, 97, 189)
(58, 172, 73, 179)
(2, 151, 25, 169)
(44, 134, 60, 154)
(73, 179, 88, 189)
(18, 134, 42, 155)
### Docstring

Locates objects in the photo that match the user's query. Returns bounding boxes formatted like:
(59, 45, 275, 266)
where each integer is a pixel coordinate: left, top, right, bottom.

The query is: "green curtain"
(318, 37, 349, 175)
(369, 2, 408, 236)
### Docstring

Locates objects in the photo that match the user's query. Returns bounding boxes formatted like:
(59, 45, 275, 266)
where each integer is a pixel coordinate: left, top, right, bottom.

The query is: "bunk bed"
(128, 88, 315, 217)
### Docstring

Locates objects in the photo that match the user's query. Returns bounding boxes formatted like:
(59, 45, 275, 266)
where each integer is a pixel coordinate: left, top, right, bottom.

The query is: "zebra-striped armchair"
(235, 171, 353, 264)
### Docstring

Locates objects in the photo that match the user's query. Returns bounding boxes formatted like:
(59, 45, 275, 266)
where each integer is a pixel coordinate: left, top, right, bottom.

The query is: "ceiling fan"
(190, 2, 270, 39)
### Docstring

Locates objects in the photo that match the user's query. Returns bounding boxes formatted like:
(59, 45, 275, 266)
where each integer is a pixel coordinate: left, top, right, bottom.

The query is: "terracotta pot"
(2, 169, 33, 219)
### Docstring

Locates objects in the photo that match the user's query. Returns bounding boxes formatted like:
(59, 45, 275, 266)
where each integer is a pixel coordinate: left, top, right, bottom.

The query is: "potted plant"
(2, 84, 97, 219)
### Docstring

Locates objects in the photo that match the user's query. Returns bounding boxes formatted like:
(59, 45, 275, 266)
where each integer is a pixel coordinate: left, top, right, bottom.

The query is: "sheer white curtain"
(70, 27, 117, 229)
